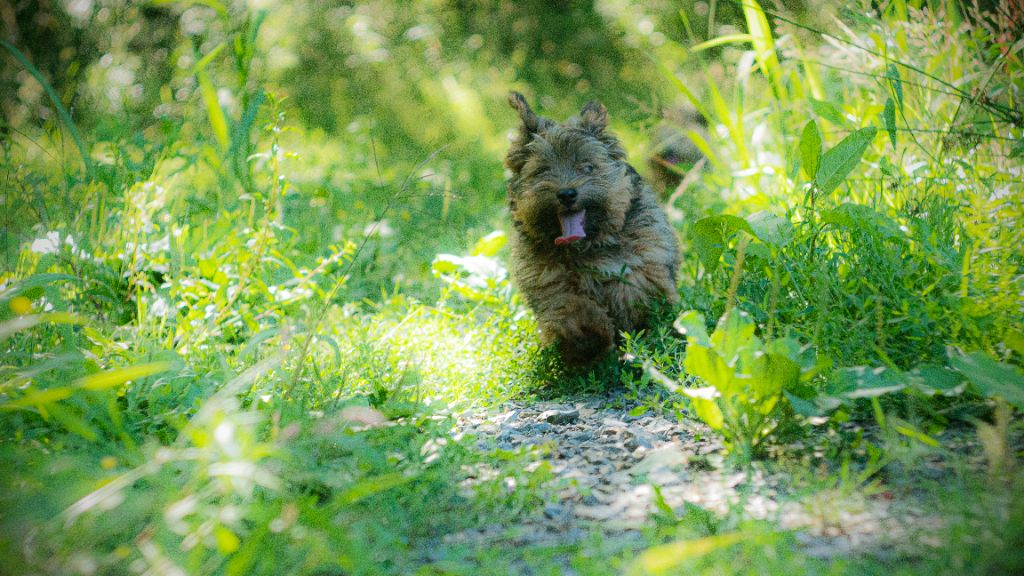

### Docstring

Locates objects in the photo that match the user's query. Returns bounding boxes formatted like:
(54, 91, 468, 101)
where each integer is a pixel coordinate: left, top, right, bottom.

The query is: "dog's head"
(505, 92, 634, 249)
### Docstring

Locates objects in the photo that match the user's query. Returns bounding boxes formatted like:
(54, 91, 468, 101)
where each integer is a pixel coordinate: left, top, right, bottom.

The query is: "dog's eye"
(579, 163, 595, 174)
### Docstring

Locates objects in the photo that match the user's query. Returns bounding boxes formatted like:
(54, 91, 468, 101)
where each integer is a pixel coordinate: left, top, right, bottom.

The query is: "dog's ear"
(509, 91, 542, 134)
(579, 100, 608, 132)
(578, 100, 625, 160)
(506, 91, 550, 173)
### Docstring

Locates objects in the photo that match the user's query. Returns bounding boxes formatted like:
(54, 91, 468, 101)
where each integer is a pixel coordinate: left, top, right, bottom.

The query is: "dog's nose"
(557, 188, 578, 206)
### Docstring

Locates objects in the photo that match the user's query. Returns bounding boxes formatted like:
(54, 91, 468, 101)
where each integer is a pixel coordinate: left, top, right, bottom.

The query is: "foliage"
(650, 308, 824, 462)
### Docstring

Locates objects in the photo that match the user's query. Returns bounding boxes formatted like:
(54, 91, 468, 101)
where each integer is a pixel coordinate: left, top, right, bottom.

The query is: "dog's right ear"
(508, 91, 542, 134)
(506, 91, 548, 173)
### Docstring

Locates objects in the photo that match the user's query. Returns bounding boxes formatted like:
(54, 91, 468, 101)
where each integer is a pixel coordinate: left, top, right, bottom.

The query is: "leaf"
(883, 97, 897, 148)
(886, 64, 903, 111)
(1011, 139, 1024, 159)
(799, 120, 822, 179)
(745, 211, 793, 247)
(630, 531, 758, 575)
(784, 391, 824, 417)
(950, 352, 1024, 410)
(192, 42, 230, 151)
(74, 361, 175, 391)
(690, 34, 754, 52)
(892, 420, 940, 447)
(215, 526, 241, 554)
(1005, 329, 1024, 356)
(809, 98, 846, 126)
(879, 156, 900, 179)
(819, 203, 901, 239)
(470, 230, 506, 257)
(814, 127, 878, 196)
(334, 472, 416, 506)
(3, 273, 80, 295)
(0, 312, 82, 340)
(44, 403, 99, 441)
(683, 390, 725, 431)
(907, 364, 966, 397)
(431, 254, 462, 275)
(691, 215, 753, 271)
(741, 0, 785, 100)
(673, 310, 710, 346)
(837, 366, 906, 399)
(197, 69, 230, 150)
(2, 387, 75, 409)
(684, 345, 735, 397)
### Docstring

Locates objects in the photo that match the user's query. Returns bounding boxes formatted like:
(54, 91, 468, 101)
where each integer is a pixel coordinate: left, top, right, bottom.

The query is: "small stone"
(526, 422, 553, 434)
(543, 503, 565, 519)
(541, 409, 580, 425)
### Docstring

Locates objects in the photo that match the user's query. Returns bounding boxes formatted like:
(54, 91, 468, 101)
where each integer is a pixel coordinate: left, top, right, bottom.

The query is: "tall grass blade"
(1, 40, 94, 177)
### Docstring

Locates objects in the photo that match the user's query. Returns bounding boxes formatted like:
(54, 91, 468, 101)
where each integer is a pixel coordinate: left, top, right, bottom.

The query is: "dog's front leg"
(536, 295, 615, 365)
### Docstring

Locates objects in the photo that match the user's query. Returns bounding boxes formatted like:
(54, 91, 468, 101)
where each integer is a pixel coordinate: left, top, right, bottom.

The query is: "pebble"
(540, 408, 580, 425)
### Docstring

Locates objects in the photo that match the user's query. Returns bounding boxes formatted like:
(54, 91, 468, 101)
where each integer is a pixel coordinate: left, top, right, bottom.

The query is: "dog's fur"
(505, 92, 680, 364)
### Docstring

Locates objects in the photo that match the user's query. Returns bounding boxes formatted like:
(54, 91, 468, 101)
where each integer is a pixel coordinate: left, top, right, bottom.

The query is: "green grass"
(2, 0, 1023, 574)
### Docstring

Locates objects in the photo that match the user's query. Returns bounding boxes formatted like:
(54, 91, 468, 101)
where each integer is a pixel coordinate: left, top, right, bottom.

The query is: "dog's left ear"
(579, 100, 608, 132)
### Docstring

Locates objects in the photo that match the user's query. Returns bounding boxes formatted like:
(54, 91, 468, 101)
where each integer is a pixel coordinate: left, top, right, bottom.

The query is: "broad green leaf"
(470, 230, 507, 257)
(684, 345, 735, 395)
(746, 211, 793, 247)
(883, 97, 897, 148)
(759, 347, 802, 392)
(820, 203, 901, 239)
(814, 127, 878, 196)
(431, 254, 462, 275)
(837, 366, 906, 399)
(681, 388, 724, 431)
(809, 98, 846, 126)
(710, 310, 760, 369)
(907, 364, 966, 397)
(784, 391, 825, 417)
(799, 120, 822, 179)
(673, 310, 710, 346)
(1005, 329, 1024, 356)
(950, 352, 1024, 409)
(215, 526, 241, 554)
(691, 215, 753, 271)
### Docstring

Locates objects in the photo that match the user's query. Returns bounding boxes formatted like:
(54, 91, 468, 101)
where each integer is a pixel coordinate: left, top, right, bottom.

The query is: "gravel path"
(445, 392, 918, 569)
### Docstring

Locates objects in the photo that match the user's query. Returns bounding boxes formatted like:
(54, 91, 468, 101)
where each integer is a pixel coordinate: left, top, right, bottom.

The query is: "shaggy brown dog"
(505, 92, 680, 364)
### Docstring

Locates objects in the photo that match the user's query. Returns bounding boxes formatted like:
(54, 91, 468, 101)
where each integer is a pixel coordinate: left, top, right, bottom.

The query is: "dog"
(504, 92, 680, 364)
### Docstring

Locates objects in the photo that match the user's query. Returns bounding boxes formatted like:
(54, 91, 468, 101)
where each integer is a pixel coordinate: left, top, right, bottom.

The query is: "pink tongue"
(555, 211, 586, 245)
